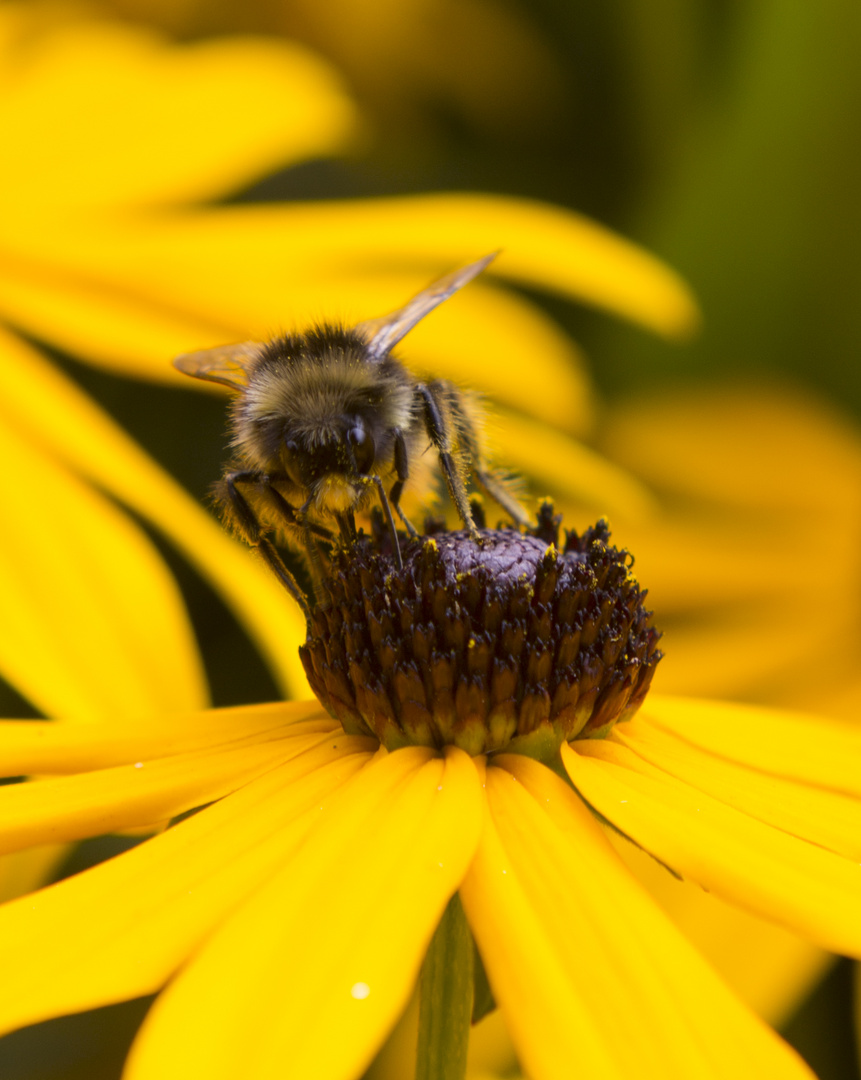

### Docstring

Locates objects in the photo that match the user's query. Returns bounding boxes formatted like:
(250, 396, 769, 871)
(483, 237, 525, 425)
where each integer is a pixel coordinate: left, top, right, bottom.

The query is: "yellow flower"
(1, 527, 858, 1077)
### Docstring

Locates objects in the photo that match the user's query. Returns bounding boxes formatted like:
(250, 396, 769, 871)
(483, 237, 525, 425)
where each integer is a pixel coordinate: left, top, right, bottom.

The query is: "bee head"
(278, 416, 378, 516)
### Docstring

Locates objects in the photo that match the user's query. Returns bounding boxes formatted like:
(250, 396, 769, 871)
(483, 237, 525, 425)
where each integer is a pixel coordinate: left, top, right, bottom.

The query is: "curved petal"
(609, 831, 831, 1027)
(0, 736, 374, 1036)
(0, 845, 69, 904)
(0, 412, 206, 721)
(641, 695, 861, 795)
(0, 196, 697, 377)
(0, 330, 308, 694)
(0, 13, 356, 208)
(494, 409, 657, 521)
(120, 194, 698, 337)
(0, 722, 348, 854)
(0, 253, 593, 434)
(0, 701, 331, 776)
(609, 711, 861, 858)
(460, 756, 814, 1080)
(123, 746, 483, 1080)
(562, 712, 861, 957)
(601, 384, 861, 510)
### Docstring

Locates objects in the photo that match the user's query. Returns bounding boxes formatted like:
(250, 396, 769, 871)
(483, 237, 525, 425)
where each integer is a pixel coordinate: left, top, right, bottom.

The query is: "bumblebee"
(174, 253, 528, 615)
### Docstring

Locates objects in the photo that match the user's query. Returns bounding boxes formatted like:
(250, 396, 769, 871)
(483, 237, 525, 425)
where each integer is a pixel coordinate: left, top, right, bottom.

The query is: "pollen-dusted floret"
(299, 511, 662, 758)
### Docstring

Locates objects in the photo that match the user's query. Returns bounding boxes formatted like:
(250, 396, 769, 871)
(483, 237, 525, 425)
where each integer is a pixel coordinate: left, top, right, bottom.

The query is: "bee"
(174, 253, 528, 616)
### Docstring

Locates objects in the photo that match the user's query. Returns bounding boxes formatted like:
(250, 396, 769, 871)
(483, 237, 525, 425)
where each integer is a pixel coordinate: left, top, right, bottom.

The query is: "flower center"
(300, 509, 662, 758)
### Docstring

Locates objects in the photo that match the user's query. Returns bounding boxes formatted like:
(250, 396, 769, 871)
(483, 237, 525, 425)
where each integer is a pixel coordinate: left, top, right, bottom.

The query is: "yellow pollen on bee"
(315, 475, 359, 513)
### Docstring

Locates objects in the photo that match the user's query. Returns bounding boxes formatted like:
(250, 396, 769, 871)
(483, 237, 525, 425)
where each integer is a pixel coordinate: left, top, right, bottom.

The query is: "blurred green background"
(2, 0, 860, 1077)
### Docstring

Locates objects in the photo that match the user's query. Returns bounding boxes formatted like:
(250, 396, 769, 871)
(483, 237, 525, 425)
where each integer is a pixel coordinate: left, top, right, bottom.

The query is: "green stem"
(415, 892, 474, 1080)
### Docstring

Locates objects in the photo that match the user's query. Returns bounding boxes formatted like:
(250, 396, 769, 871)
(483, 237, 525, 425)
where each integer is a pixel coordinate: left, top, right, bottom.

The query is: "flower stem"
(415, 891, 474, 1080)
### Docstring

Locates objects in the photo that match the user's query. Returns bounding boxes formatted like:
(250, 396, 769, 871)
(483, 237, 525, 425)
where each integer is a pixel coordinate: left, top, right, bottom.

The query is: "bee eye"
(348, 424, 375, 475)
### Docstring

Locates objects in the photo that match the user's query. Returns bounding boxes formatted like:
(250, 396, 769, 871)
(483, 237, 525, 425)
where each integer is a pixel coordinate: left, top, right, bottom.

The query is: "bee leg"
(290, 495, 331, 604)
(223, 472, 310, 620)
(264, 478, 333, 542)
(474, 468, 531, 527)
(258, 476, 335, 601)
(415, 383, 480, 541)
(389, 428, 418, 537)
(372, 476, 403, 569)
(336, 512, 358, 543)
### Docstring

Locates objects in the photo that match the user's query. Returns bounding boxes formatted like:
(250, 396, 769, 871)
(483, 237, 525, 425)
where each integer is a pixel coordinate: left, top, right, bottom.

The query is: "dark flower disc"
(300, 510, 662, 758)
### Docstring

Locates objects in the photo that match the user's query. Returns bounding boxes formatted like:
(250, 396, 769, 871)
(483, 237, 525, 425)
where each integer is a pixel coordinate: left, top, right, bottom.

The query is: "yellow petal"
(461, 756, 814, 1080)
(0, 415, 207, 720)
(0, 700, 331, 775)
(602, 384, 861, 511)
(609, 832, 832, 1028)
(0, 330, 308, 694)
(491, 408, 657, 521)
(610, 711, 861, 858)
(0, 722, 347, 854)
(562, 728, 861, 956)
(124, 194, 697, 337)
(0, 845, 69, 904)
(0, 735, 374, 1035)
(642, 695, 861, 795)
(0, 257, 237, 387)
(0, 14, 355, 208)
(123, 746, 483, 1080)
(0, 254, 593, 433)
(0, 194, 697, 397)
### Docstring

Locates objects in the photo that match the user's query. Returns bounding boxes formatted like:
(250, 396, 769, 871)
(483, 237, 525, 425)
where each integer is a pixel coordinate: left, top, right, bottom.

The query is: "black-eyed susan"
(1, 510, 859, 1079)
(0, 8, 841, 1076)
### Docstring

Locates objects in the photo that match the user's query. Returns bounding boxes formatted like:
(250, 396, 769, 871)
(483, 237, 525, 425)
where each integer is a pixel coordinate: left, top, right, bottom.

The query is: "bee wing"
(173, 341, 263, 391)
(355, 252, 499, 360)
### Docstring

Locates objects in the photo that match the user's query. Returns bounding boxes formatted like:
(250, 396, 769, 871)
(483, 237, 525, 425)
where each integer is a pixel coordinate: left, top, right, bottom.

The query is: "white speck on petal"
(351, 983, 371, 1000)
(133, 762, 143, 769)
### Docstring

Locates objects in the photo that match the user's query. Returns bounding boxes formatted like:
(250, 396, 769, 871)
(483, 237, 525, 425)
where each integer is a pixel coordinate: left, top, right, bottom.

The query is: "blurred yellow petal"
(562, 722, 861, 956)
(0, 329, 308, 693)
(0, 736, 373, 1035)
(0, 845, 69, 904)
(0, 701, 330, 776)
(603, 384, 861, 510)
(492, 408, 657, 520)
(0, 13, 356, 208)
(461, 757, 813, 1080)
(1, 195, 697, 357)
(0, 250, 592, 433)
(0, 257, 234, 386)
(614, 516, 817, 608)
(125, 194, 696, 337)
(124, 747, 483, 1080)
(0, 723, 346, 854)
(0, 406, 206, 721)
(599, 382, 861, 719)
